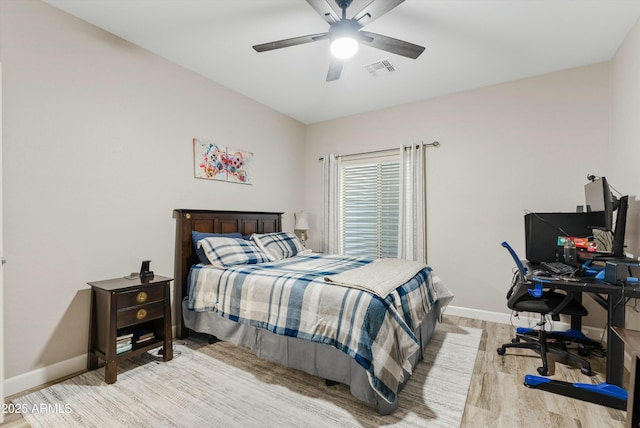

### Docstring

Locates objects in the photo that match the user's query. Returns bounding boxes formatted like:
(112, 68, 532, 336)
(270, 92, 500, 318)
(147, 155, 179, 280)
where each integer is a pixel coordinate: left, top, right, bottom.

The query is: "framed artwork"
(193, 138, 253, 184)
(224, 147, 253, 184)
(194, 138, 226, 181)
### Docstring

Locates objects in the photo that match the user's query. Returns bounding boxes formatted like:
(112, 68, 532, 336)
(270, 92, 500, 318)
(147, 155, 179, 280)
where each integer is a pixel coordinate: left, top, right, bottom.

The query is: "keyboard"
(541, 261, 576, 276)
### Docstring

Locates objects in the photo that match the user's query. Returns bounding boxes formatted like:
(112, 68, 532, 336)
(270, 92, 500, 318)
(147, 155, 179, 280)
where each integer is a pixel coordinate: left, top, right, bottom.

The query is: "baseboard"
(445, 305, 515, 325)
(445, 305, 606, 341)
(446, 305, 563, 329)
(4, 354, 87, 397)
(4, 325, 179, 397)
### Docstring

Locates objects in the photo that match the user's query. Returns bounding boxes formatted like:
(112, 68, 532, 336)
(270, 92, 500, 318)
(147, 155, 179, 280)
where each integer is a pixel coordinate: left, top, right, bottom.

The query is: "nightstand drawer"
(117, 286, 165, 309)
(117, 301, 165, 328)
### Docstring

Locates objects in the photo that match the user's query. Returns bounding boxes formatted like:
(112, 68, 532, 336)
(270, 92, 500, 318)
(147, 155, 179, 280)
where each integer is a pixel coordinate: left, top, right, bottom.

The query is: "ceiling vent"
(364, 59, 397, 77)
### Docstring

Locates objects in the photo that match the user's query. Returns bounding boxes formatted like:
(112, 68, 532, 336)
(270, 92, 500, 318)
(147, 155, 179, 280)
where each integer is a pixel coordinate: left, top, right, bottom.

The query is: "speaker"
(564, 243, 578, 266)
(605, 261, 640, 285)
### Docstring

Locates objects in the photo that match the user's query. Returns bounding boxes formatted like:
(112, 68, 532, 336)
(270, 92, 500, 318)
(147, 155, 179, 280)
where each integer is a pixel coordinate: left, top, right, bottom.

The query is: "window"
(340, 154, 400, 258)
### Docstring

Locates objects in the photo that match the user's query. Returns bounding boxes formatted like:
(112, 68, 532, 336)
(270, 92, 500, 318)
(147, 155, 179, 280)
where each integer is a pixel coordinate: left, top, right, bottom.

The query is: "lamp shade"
(294, 211, 309, 230)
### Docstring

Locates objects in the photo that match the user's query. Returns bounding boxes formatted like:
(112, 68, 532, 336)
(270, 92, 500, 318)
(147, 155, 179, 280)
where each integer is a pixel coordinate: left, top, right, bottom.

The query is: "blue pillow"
(192, 231, 242, 264)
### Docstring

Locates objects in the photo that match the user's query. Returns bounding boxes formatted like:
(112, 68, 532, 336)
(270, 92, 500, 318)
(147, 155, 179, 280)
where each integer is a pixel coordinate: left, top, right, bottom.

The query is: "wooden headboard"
(173, 209, 283, 338)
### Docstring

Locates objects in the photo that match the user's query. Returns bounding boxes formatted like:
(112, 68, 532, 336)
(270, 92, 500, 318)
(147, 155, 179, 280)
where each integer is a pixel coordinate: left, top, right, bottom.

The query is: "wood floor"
(451, 314, 627, 428)
(2, 314, 628, 427)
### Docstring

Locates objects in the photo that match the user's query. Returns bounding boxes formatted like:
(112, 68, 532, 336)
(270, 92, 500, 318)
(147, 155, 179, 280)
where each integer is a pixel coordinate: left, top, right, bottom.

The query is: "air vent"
(364, 59, 397, 77)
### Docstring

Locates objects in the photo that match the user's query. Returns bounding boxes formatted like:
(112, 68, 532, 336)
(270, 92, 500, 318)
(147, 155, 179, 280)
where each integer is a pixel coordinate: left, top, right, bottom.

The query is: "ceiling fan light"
(330, 37, 358, 59)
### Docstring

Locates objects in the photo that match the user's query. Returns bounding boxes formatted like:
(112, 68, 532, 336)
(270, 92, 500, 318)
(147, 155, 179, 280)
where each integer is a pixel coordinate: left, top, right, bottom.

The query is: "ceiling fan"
(252, 0, 425, 82)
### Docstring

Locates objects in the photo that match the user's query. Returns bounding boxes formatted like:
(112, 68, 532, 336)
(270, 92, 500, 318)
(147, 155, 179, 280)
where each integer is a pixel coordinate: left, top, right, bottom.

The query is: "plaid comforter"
(187, 253, 450, 403)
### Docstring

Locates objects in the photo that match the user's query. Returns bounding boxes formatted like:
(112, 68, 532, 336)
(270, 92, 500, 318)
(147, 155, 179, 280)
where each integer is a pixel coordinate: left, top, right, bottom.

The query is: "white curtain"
(398, 144, 426, 263)
(322, 153, 342, 254)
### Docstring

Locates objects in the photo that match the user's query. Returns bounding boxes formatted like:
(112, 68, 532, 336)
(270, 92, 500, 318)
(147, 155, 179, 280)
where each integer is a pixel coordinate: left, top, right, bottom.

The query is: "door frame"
(1, 62, 5, 422)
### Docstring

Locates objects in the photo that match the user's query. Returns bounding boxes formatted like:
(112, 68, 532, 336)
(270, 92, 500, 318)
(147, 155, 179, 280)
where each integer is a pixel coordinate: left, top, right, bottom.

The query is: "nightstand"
(87, 275, 173, 384)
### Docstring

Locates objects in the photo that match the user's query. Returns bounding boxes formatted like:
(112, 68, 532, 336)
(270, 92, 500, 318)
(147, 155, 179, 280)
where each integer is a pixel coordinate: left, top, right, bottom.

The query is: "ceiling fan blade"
(253, 33, 329, 52)
(353, 0, 405, 27)
(306, 0, 341, 25)
(326, 58, 344, 82)
(359, 31, 425, 59)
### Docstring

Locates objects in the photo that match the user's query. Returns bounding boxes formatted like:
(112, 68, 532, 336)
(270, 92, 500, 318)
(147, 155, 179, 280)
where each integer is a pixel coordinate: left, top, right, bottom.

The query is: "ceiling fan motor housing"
(330, 19, 361, 39)
(335, 0, 354, 11)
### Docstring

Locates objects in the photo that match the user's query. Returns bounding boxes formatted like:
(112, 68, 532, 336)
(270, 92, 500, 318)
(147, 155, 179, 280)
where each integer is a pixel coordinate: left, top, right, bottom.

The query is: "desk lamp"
(294, 211, 309, 248)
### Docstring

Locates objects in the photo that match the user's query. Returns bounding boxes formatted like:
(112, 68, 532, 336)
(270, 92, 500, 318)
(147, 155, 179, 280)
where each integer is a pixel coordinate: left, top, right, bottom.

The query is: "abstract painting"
(194, 138, 226, 181)
(224, 147, 253, 184)
(193, 138, 253, 184)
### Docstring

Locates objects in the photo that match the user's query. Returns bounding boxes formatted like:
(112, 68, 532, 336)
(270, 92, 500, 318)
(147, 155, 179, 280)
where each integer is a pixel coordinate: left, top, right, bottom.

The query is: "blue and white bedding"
(187, 253, 452, 403)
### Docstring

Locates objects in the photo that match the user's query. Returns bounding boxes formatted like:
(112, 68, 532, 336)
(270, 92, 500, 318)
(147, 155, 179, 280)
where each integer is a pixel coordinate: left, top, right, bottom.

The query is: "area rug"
(13, 323, 481, 427)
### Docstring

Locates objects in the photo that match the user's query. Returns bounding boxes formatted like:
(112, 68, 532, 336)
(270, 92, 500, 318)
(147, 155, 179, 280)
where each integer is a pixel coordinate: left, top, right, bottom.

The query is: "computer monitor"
(584, 176, 614, 231)
(584, 176, 628, 257)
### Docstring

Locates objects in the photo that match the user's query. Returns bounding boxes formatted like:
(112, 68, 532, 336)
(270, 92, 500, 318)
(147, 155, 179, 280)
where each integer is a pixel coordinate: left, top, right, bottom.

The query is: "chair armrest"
(530, 277, 581, 316)
(549, 293, 576, 316)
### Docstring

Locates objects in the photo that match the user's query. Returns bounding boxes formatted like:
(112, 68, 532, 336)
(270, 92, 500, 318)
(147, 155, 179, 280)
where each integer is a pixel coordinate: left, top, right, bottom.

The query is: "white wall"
(0, 0, 306, 391)
(305, 63, 613, 323)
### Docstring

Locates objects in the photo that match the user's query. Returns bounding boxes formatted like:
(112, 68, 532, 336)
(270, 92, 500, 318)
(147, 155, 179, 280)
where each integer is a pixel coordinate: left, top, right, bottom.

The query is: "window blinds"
(341, 160, 400, 258)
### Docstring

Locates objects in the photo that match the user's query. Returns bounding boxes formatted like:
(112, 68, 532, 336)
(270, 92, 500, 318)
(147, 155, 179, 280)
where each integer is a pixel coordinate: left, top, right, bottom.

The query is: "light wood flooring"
(1, 314, 628, 427)
(452, 314, 626, 428)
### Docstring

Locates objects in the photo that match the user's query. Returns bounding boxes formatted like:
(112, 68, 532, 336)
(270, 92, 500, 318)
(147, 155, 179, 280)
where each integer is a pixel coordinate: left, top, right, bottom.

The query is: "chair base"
(516, 327, 605, 356)
(498, 331, 593, 376)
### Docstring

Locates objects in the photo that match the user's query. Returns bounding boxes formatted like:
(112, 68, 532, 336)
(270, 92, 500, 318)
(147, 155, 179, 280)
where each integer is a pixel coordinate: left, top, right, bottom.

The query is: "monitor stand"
(611, 196, 628, 258)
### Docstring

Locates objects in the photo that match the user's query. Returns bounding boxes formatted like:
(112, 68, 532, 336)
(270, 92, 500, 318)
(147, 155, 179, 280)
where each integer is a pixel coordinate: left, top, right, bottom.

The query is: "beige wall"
(0, 0, 306, 391)
(305, 63, 613, 322)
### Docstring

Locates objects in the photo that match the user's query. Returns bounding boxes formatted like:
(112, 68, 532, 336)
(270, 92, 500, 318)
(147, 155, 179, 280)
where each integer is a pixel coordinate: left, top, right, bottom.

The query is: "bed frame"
(173, 209, 282, 338)
(172, 209, 439, 414)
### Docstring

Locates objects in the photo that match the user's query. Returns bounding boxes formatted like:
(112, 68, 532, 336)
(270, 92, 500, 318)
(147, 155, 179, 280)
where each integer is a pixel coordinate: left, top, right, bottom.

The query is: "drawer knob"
(136, 309, 147, 320)
(136, 291, 148, 303)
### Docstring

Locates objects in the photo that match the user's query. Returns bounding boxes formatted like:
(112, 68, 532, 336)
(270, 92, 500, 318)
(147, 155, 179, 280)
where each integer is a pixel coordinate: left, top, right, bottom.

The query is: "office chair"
(497, 242, 593, 376)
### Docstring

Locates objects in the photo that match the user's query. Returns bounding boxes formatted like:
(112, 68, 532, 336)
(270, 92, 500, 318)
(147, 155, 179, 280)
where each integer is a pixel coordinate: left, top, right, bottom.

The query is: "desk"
(531, 274, 640, 388)
(612, 327, 640, 427)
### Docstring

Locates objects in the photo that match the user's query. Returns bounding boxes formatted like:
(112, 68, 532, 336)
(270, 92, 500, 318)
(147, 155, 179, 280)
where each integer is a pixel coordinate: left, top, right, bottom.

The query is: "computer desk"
(529, 271, 640, 388)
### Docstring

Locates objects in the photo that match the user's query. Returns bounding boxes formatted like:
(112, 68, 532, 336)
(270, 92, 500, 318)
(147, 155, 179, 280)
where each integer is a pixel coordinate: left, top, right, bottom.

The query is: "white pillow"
(197, 236, 270, 267)
(252, 232, 305, 261)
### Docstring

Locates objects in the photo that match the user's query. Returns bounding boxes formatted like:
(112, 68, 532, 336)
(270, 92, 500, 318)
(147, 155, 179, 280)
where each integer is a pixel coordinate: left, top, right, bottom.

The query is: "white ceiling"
(44, 0, 640, 124)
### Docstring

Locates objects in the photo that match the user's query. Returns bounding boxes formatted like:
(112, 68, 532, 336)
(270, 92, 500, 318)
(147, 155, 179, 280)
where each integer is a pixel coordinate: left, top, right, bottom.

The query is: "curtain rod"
(318, 141, 440, 161)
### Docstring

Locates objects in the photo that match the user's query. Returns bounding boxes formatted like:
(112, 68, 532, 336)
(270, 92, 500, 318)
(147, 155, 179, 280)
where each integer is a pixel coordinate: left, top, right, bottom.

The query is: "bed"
(173, 209, 453, 415)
